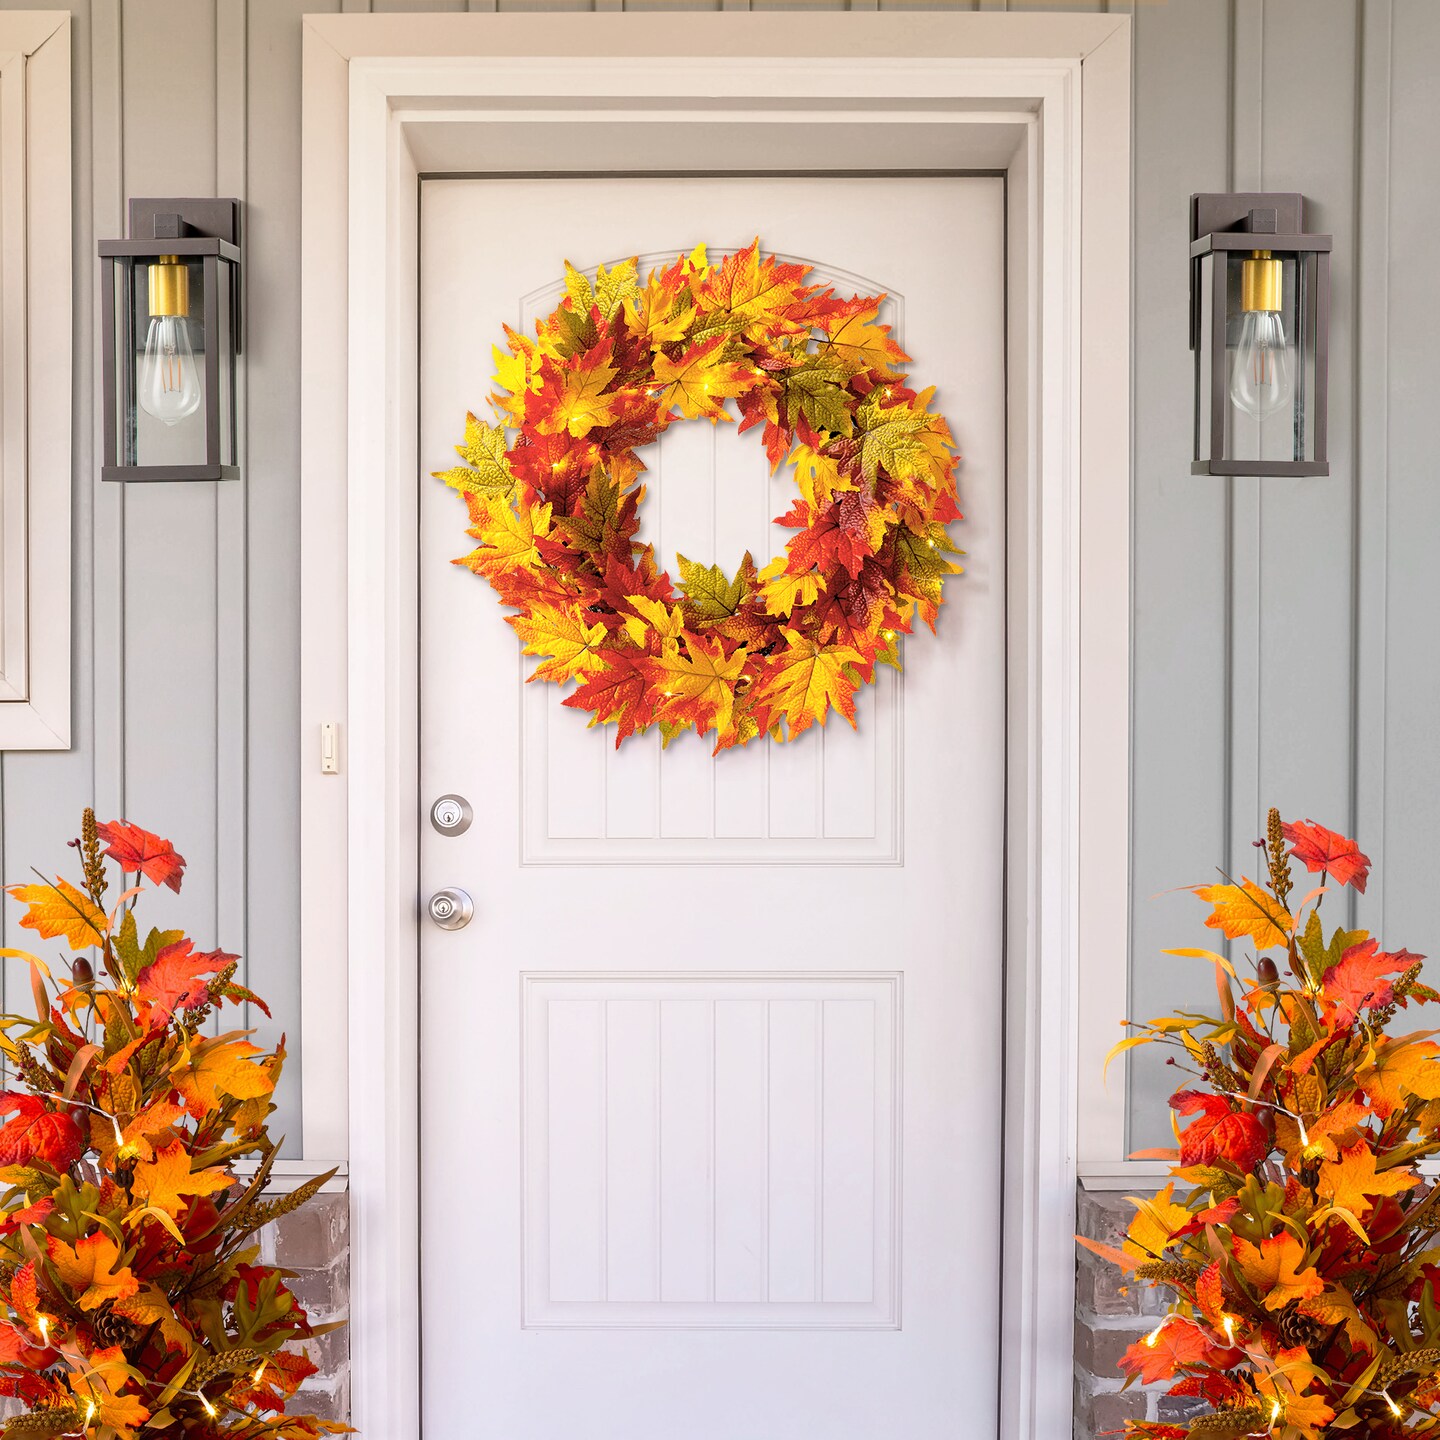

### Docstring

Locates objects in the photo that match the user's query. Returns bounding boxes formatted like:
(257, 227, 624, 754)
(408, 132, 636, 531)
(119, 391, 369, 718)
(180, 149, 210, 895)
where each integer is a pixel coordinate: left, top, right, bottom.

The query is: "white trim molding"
(0, 12, 70, 749)
(299, 14, 1131, 1440)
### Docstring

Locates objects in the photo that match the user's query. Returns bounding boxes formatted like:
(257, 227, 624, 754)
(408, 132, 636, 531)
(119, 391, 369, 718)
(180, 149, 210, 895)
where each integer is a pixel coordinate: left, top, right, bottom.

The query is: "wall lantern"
(1190, 192, 1331, 477)
(99, 198, 241, 482)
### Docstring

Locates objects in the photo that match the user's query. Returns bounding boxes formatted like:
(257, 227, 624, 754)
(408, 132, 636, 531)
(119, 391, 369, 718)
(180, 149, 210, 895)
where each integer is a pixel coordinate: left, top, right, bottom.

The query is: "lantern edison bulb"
(1230, 250, 1293, 422)
(1229, 309, 1293, 420)
(139, 314, 202, 425)
(139, 257, 202, 426)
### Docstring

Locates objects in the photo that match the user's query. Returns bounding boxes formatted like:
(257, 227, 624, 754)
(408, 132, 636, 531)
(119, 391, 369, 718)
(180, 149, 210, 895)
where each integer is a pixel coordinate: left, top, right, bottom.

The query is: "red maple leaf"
(562, 649, 657, 744)
(1322, 938, 1415, 1026)
(1171, 1091, 1269, 1172)
(137, 940, 234, 1024)
(0, 1095, 83, 1169)
(1283, 818, 1372, 893)
(95, 819, 187, 893)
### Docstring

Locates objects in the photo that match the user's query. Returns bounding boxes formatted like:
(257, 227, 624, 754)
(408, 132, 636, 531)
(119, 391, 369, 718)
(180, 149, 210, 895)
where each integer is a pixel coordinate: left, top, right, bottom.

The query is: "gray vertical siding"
(0, 0, 1431, 1155)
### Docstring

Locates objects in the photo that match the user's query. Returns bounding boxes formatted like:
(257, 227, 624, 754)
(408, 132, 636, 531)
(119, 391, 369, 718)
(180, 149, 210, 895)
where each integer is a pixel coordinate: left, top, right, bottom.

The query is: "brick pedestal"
(1074, 1186, 1203, 1438)
(260, 1191, 351, 1425)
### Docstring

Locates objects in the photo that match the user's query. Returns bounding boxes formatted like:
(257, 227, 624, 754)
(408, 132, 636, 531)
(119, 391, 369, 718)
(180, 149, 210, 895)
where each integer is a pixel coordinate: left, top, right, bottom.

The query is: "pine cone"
(1275, 1302, 1326, 1351)
(89, 1303, 140, 1350)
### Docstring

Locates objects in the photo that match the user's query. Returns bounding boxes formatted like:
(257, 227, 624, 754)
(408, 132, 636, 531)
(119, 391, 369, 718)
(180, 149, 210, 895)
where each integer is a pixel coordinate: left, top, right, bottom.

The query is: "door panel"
(419, 175, 1005, 1440)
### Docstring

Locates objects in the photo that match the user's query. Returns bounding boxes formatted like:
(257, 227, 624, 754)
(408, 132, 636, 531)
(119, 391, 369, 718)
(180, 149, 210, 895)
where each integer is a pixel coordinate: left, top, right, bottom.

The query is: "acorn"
(71, 957, 94, 988)
(1256, 956, 1280, 989)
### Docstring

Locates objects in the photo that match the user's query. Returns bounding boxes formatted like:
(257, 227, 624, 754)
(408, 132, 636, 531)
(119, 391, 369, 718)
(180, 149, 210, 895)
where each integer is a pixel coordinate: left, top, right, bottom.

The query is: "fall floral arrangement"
(1084, 810, 1440, 1437)
(0, 811, 344, 1439)
(435, 239, 964, 752)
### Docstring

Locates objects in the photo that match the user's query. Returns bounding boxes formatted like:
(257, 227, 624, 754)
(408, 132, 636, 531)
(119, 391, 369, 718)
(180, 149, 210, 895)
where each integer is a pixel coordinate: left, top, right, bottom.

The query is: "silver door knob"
(428, 888, 474, 931)
(430, 794, 472, 835)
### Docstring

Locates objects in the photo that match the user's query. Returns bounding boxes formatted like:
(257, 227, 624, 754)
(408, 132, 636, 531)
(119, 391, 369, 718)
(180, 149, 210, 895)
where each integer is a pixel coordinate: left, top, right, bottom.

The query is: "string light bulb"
(83, 1401, 96, 1425)
(253, 1361, 267, 1385)
(1383, 1390, 1403, 1419)
(37, 1314, 51, 1345)
(1269, 1398, 1282, 1424)
(196, 1392, 217, 1420)
(1143, 1317, 1170, 1348)
(1221, 1314, 1236, 1345)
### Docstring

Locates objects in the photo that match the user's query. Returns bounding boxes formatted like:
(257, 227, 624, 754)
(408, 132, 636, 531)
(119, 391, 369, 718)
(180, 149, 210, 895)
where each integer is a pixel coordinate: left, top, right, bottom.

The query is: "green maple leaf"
(892, 523, 964, 625)
(433, 413, 517, 499)
(594, 258, 640, 320)
(677, 551, 756, 621)
(1297, 910, 1368, 985)
(782, 364, 854, 438)
(113, 909, 185, 988)
(858, 411, 927, 485)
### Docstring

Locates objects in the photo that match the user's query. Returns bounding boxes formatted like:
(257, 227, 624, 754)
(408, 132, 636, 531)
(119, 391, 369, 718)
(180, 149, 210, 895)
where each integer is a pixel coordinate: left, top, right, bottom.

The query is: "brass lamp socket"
(1240, 250, 1283, 314)
(147, 256, 189, 318)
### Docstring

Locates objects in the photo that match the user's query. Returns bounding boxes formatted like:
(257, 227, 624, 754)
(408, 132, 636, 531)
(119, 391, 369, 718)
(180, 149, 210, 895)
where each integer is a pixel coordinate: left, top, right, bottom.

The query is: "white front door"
(418, 174, 1006, 1440)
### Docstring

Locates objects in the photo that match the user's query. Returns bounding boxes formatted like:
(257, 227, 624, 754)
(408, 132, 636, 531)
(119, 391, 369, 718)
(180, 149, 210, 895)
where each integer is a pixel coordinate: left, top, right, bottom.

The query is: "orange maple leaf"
(170, 1037, 275, 1118)
(95, 819, 187, 894)
(1316, 1138, 1418, 1219)
(1118, 1318, 1211, 1385)
(1283, 818, 1371, 893)
(1230, 1232, 1323, 1311)
(1195, 878, 1292, 951)
(752, 628, 863, 739)
(7, 878, 107, 951)
(46, 1233, 138, 1311)
(1356, 1037, 1440, 1118)
(131, 1139, 233, 1219)
(651, 636, 748, 744)
(68, 1344, 151, 1437)
(817, 299, 909, 377)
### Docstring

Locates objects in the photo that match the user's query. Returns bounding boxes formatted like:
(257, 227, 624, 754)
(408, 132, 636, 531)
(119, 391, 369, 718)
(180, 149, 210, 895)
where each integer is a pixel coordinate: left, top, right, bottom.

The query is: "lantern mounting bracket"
(1190, 192, 1303, 243)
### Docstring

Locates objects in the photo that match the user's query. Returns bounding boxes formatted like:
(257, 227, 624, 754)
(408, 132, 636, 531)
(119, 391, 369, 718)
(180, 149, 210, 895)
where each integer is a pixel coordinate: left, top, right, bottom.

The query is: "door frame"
(298, 14, 1131, 1440)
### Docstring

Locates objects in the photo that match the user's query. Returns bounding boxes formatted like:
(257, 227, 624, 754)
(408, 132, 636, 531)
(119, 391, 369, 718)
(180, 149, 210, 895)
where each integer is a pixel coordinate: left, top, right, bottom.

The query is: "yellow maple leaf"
(754, 628, 863, 739)
(622, 595, 685, 644)
(508, 605, 608, 684)
(489, 327, 539, 424)
(457, 497, 552, 581)
(787, 445, 855, 510)
(651, 339, 752, 421)
(757, 556, 821, 619)
(132, 1139, 234, 1219)
(170, 1037, 274, 1118)
(1356, 1038, 1440, 1118)
(47, 1232, 139, 1311)
(535, 351, 619, 438)
(1231, 1232, 1324, 1311)
(652, 637, 749, 742)
(1195, 878, 1293, 951)
(8, 878, 107, 951)
(1123, 1181, 1192, 1262)
(622, 267, 695, 348)
(432, 411, 517, 500)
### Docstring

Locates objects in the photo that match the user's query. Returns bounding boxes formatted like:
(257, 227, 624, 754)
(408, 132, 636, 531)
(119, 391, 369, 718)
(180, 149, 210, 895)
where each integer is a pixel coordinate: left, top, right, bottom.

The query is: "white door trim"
(298, 15, 1131, 1440)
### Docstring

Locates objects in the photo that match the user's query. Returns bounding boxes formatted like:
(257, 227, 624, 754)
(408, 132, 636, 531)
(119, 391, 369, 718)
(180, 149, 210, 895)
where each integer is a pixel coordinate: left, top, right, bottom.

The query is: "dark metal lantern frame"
(1189, 192, 1332, 478)
(99, 198, 242, 483)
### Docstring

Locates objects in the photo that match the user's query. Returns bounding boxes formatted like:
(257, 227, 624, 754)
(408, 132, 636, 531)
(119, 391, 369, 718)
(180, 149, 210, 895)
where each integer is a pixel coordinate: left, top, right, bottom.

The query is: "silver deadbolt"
(428, 888, 474, 931)
(430, 794, 473, 836)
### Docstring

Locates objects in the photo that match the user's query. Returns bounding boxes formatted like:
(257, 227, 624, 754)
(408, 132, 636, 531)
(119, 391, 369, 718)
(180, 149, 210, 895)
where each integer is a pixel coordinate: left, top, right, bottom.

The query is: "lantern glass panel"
(1220, 250, 1315, 469)
(110, 256, 210, 470)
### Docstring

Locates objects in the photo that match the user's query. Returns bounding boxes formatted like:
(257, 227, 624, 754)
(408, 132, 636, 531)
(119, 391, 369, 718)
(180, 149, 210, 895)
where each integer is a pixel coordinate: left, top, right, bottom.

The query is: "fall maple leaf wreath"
(435, 239, 965, 752)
